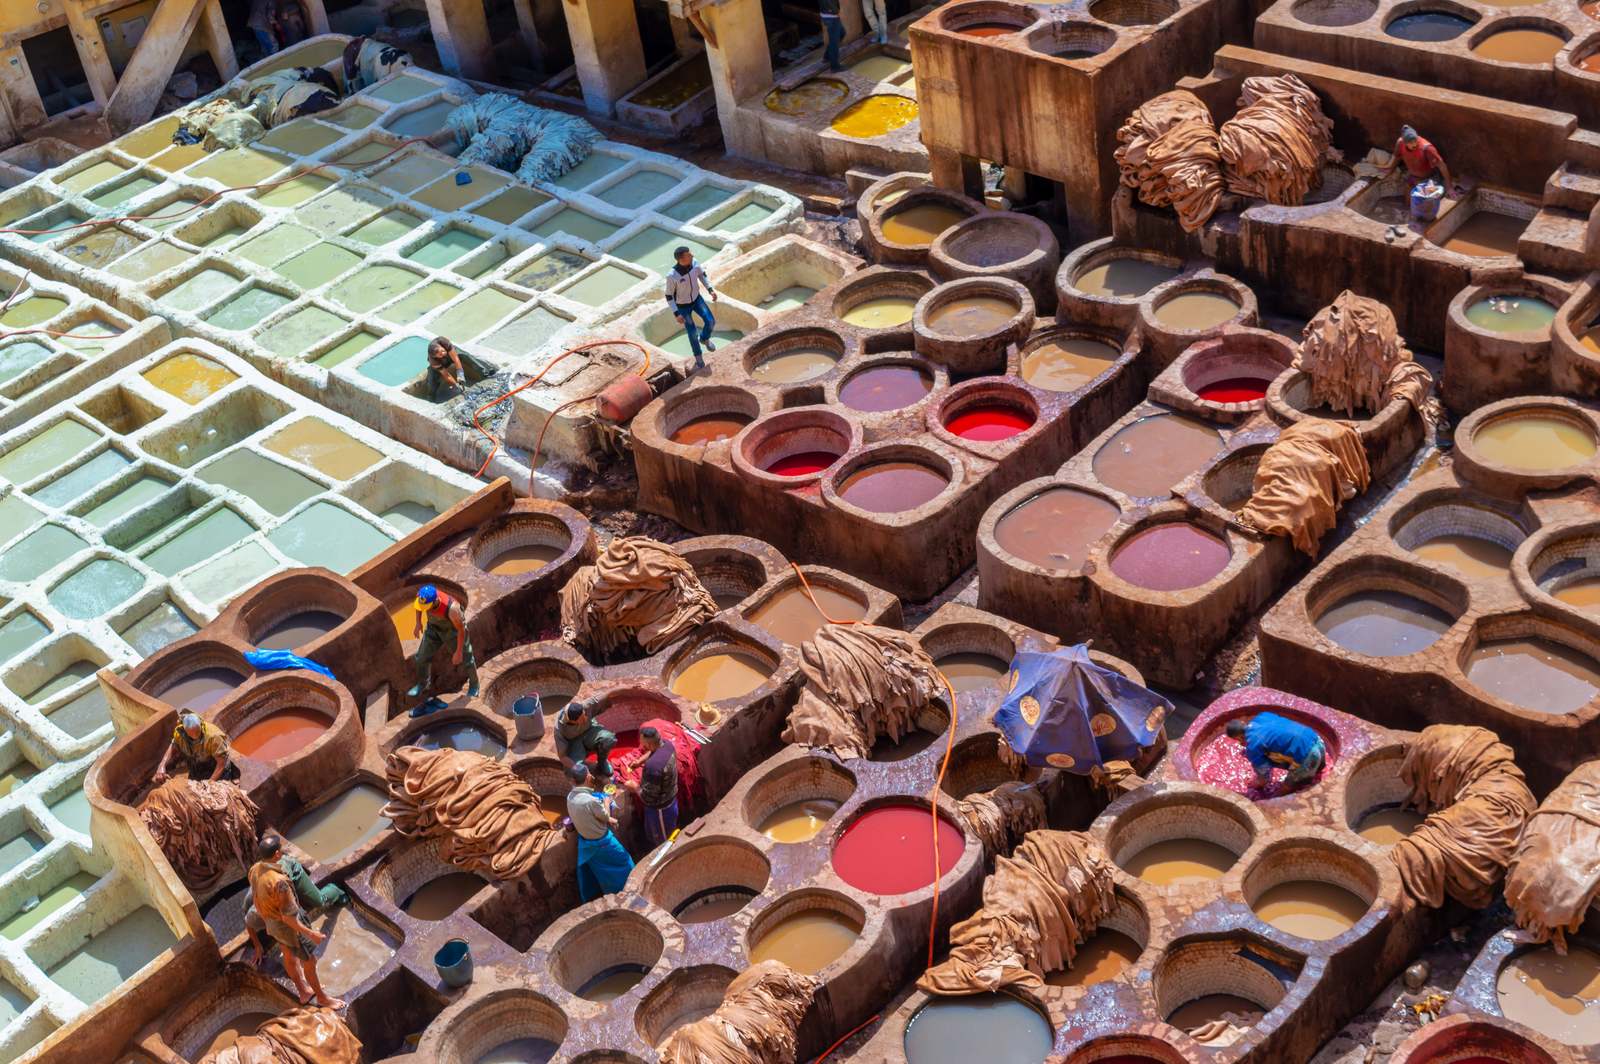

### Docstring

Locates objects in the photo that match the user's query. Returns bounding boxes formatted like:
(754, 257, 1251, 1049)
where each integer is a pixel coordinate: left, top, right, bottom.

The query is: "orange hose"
(811, 1013, 881, 1063)
(786, 562, 959, 969)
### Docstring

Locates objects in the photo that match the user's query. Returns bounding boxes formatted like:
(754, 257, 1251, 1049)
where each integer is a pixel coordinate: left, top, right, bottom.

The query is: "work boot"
(468, 678, 480, 698)
(405, 682, 425, 698)
(409, 696, 448, 718)
(704, 339, 717, 353)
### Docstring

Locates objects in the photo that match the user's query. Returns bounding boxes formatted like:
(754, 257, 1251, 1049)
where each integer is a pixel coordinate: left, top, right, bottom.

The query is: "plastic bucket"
(435, 938, 473, 988)
(512, 694, 545, 741)
(1409, 182, 1443, 222)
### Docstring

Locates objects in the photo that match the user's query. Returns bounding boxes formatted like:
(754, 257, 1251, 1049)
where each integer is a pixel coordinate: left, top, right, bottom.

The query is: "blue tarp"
(244, 648, 335, 681)
(993, 645, 1169, 772)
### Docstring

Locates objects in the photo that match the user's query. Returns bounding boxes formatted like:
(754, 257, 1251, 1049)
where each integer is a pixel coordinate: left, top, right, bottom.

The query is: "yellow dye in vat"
(257, 173, 333, 208)
(141, 353, 239, 404)
(881, 203, 966, 245)
(264, 420, 382, 481)
(187, 147, 290, 186)
(119, 117, 181, 159)
(416, 168, 510, 211)
(848, 53, 910, 81)
(841, 296, 917, 328)
(765, 78, 850, 116)
(150, 142, 208, 174)
(830, 94, 918, 138)
(0, 297, 67, 328)
(1474, 415, 1597, 469)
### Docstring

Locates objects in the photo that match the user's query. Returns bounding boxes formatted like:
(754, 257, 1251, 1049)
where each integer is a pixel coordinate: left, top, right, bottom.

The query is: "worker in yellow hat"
(405, 584, 479, 717)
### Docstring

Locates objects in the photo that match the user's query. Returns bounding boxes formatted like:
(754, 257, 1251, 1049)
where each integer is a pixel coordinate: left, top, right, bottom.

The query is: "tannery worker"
(1225, 713, 1326, 794)
(568, 763, 635, 900)
(425, 336, 497, 403)
(244, 835, 347, 949)
(628, 726, 678, 847)
(1378, 125, 1457, 194)
(405, 583, 479, 716)
(555, 699, 616, 782)
(154, 713, 239, 784)
(664, 246, 719, 370)
(246, 835, 346, 1008)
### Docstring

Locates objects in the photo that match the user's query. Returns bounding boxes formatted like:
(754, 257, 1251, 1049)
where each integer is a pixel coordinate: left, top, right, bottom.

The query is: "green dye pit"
(598, 170, 680, 208)
(187, 147, 289, 186)
(372, 155, 444, 195)
(83, 477, 169, 528)
(0, 420, 99, 485)
(18, 659, 97, 705)
(0, 493, 41, 541)
(59, 319, 120, 357)
(202, 286, 292, 331)
(46, 684, 112, 738)
(0, 525, 87, 581)
(49, 790, 92, 835)
(141, 508, 256, 577)
(511, 250, 592, 290)
(32, 451, 131, 507)
(255, 173, 333, 208)
(661, 329, 743, 359)
(185, 541, 280, 605)
(188, 223, 247, 250)
(2, 873, 97, 940)
(331, 143, 395, 168)
(430, 289, 524, 339)
(406, 227, 484, 268)
(454, 243, 509, 280)
(759, 285, 817, 312)
(554, 153, 627, 190)
(360, 337, 428, 387)
(260, 119, 345, 156)
(269, 501, 394, 571)
(237, 224, 320, 267)
(59, 160, 128, 194)
(88, 175, 160, 210)
(0, 297, 68, 328)
(313, 331, 383, 369)
(158, 269, 241, 314)
(366, 74, 437, 104)
(347, 209, 423, 247)
(387, 100, 456, 138)
(0, 340, 53, 387)
(560, 263, 642, 306)
(614, 226, 718, 271)
(718, 201, 776, 231)
(664, 184, 737, 222)
(328, 103, 382, 128)
(109, 241, 190, 282)
(119, 600, 198, 657)
(0, 830, 42, 872)
(330, 265, 425, 314)
(482, 306, 571, 354)
(48, 558, 144, 620)
(472, 186, 551, 225)
(381, 501, 439, 534)
(44, 905, 177, 1005)
(0, 612, 49, 666)
(260, 307, 352, 356)
(381, 281, 460, 325)
(199, 450, 323, 515)
(0, 760, 38, 798)
(275, 244, 363, 289)
(526, 208, 619, 245)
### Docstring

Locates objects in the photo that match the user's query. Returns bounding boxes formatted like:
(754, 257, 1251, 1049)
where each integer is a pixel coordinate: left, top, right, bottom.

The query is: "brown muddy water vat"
(1439, 925, 1600, 1060)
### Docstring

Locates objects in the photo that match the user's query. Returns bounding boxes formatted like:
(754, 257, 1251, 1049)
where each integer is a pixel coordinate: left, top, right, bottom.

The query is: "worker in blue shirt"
(1225, 712, 1325, 793)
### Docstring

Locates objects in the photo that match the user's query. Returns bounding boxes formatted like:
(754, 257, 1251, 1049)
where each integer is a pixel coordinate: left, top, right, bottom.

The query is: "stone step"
(1545, 163, 1600, 214)
(1517, 206, 1592, 276)
(1568, 129, 1600, 171)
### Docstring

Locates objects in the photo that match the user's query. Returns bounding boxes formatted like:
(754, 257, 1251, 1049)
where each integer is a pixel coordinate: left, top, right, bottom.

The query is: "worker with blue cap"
(1226, 713, 1326, 795)
(405, 584, 479, 716)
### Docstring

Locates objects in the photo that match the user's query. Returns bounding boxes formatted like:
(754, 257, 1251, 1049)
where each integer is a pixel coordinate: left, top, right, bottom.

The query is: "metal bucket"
(512, 694, 545, 741)
(434, 938, 473, 988)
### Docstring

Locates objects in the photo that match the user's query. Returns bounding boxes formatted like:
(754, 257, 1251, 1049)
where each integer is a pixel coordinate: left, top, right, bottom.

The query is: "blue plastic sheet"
(993, 645, 1169, 772)
(244, 648, 335, 681)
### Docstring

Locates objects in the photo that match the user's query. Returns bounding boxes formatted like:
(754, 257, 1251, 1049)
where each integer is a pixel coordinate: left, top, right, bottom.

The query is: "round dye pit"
(904, 993, 1053, 1064)
(944, 404, 1035, 442)
(671, 414, 752, 445)
(1168, 996, 1265, 1042)
(1314, 590, 1455, 657)
(1045, 927, 1141, 987)
(673, 886, 758, 923)
(1092, 413, 1226, 497)
(201, 1013, 272, 1057)
(1109, 523, 1231, 592)
(1474, 415, 1597, 470)
(830, 94, 919, 139)
(937, 651, 1009, 693)
(1192, 716, 1334, 794)
(1554, 577, 1600, 612)
(1466, 637, 1600, 714)
(994, 488, 1120, 570)
(1121, 838, 1237, 885)
(1021, 337, 1120, 392)
(837, 461, 948, 513)
(286, 784, 391, 863)
(257, 609, 343, 651)
(1465, 296, 1557, 333)
(415, 721, 507, 758)
(1155, 291, 1240, 331)
(882, 204, 968, 246)
(159, 667, 246, 712)
(841, 295, 918, 328)
(577, 963, 650, 1001)
(747, 584, 867, 644)
(1252, 881, 1368, 939)
(486, 543, 563, 576)
(475, 1038, 559, 1064)
(759, 798, 842, 842)
(1411, 533, 1514, 583)
(1074, 258, 1179, 298)
(233, 708, 329, 761)
(833, 805, 965, 894)
(1355, 804, 1425, 846)
(1386, 10, 1474, 40)
(763, 450, 842, 477)
(751, 347, 841, 384)
(749, 909, 861, 973)
(1472, 28, 1566, 63)
(670, 650, 773, 701)
(1497, 946, 1600, 1045)
(839, 364, 933, 412)
(959, 22, 1025, 35)
(402, 871, 486, 919)
(926, 296, 1019, 336)
(1196, 376, 1271, 403)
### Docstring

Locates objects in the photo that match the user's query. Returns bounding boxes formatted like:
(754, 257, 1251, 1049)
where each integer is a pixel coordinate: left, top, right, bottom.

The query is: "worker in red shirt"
(1379, 125, 1458, 194)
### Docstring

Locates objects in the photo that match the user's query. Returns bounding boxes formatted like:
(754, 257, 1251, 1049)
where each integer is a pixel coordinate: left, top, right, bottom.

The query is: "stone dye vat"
(852, 686, 1453, 1062)
(634, 246, 1154, 600)
(0, 58, 803, 480)
(1442, 277, 1585, 413)
(1260, 395, 1600, 795)
(978, 325, 1429, 686)
(1443, 927, 1600, 1059)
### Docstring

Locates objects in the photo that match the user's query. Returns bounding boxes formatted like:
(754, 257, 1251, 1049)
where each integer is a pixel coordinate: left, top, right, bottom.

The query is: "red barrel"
(595, 374, 653, 423)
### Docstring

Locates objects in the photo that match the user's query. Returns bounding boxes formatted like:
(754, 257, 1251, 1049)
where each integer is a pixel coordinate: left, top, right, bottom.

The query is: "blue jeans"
(822, 16, 844, 70)
(674, 297, 715, 365)
(253, 28, 279, 57)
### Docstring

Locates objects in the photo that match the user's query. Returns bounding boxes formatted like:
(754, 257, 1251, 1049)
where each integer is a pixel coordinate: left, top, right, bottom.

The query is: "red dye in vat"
(832, 805, 965, 894)
(1192, 717, 1333, 797)
(960, 22, 1020, 35)
(1196, 376, 1270, 403)
(604, 729, 641, 770)
(233, 708, 329, 761)
(1109, 523, 1230, 591)
(765, 451, 840, 477)
(944, 405, 1034, 442)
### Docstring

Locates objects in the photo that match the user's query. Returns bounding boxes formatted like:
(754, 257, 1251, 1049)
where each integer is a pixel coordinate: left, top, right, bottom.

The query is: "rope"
(810, 1013, 881, 1063)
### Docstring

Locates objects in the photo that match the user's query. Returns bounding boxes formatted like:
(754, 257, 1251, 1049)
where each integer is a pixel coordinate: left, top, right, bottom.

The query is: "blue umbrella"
(993, 645, 1169, 772)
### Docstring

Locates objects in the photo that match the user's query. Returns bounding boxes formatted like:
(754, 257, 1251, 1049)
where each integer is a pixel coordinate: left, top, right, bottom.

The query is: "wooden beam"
(198, 0, 237, 83)
(103, 0, 209, 134)
(63, 2, 120, 106)
(302, 0, 332, 35)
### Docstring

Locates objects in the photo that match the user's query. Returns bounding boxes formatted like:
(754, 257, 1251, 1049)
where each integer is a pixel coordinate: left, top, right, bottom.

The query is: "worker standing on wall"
(405, 584, 480, 715)
(664, 246, 719, 371)
(425, 336, 497, 402)
(819, 0, 846, 71)
(628, 726, 679, 848)
(862, 0, 890, 44)
(246, 835, 346, 1009)
(568, 763, 635, 899)
(555, 700, 618, 782)
(154, 713, 240, 784)
(1378, 125, 1459, 195)
(1225, 713, 1326, 795)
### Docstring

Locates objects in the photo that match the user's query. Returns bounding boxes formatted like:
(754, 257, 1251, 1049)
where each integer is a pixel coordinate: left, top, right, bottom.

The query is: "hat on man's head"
(414, 584, 438, 612)
(1400, 125, 1419, 142)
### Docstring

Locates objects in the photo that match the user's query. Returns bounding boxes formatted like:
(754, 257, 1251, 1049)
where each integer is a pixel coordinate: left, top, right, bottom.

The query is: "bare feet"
(316, 994, 347, 1009)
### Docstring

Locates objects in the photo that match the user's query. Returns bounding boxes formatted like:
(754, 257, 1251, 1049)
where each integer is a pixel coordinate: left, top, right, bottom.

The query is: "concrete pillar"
(424, 0, 497, 81)
(930, 147, 982, 199)
(563, 0, 648, 117)
(200, 0, 239, 83)
(511, 0, 545, 69)
(839, 0, 864, 46)
(0, 47, 45, 136)
(694, 0, 771, 157)
(301, 0, 332, 35)
(63, 3, 119, 106)
(670, 14, 698, 56)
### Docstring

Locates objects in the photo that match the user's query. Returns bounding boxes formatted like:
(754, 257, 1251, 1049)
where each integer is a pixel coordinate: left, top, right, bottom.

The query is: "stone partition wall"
(977, 318, 1428, 688)
(1260, 395, 1600, 796)
(1440, 922, 1600, 1062)
(850, 686, 1449, 1063)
